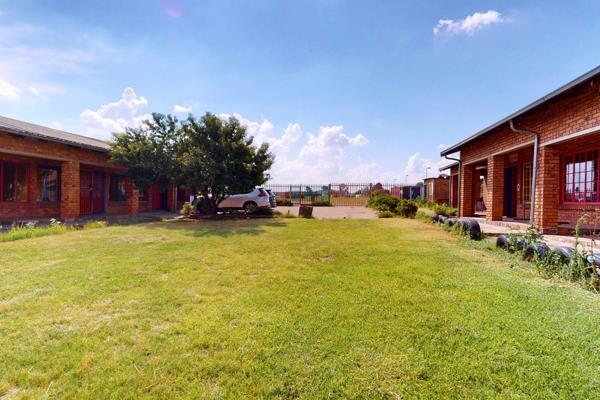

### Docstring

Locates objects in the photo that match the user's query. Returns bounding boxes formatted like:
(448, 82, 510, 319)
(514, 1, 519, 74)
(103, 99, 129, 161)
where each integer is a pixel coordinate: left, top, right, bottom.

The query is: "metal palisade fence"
(264, 183, 423, 206)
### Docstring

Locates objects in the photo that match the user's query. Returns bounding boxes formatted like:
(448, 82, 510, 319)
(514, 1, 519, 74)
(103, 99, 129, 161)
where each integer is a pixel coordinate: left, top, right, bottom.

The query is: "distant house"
(0, 115, 189, 222)
(440, 65, 600, 233)
(423, 175, 449, 205)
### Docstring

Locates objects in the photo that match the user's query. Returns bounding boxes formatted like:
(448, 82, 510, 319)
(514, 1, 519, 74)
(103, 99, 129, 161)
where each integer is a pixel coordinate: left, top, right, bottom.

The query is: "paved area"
(473, 217, 597, 250)
(276, 206, 378, 219)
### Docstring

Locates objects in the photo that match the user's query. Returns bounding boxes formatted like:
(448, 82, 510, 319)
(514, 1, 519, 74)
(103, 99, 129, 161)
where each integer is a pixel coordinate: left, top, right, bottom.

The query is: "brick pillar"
(534, 146, 560, 233)
(460, 164, 474, 217)
(486, 155, 505, 221)
(60, 161, 80, 220)
(125, 178, 140, 216)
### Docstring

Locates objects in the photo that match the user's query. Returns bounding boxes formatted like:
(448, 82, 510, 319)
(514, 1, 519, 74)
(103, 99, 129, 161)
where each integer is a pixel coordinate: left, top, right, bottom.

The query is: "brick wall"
(0, 130, 146, 222)
(486, 154, 504, 221)
(456, 77, 600, 230)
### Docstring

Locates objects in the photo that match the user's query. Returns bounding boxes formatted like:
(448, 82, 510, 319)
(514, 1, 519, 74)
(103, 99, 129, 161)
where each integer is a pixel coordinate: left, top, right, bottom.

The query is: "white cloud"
(80, 87, 151, 139)
(173, 104, 192, 113)
(433, 10, 505, 36)
(0, 18, 114, 105)
(218, 112, 276, 146)
(0, 78, 21, 102)
(271, 125, 368, 183)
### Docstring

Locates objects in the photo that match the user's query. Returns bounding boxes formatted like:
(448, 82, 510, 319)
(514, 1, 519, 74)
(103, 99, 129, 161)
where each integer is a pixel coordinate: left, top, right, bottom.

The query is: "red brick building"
(423, 175, 449, 205)
(0, 116, 187, 222)
(441, 66, 600, 233)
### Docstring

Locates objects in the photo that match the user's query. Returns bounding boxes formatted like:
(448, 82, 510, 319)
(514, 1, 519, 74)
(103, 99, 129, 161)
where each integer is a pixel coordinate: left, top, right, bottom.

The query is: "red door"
(80, 171, 105, 215)
(150, 183, 161, 210)
(92, 172, 104, 214)
(80, 171, 93, 215)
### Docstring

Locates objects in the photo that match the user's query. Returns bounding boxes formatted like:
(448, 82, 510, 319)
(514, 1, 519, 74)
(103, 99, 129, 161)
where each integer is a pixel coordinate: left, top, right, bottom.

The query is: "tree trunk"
(201, 197, 219, 215)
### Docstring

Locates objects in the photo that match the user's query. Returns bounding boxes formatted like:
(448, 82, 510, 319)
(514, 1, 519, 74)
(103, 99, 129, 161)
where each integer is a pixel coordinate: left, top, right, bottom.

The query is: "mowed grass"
(2, 219, 600, 399)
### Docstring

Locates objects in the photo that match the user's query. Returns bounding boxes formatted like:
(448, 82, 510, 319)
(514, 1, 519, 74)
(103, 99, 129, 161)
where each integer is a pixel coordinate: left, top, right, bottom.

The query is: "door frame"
(504, 166, 517, 218)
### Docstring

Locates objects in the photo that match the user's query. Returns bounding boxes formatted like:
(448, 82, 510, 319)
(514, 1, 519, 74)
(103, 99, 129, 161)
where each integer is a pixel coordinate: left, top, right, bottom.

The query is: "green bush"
(378, 210, 395, 218)
(180, 202, 194, 217)
(397, 200, 418, 218)
(432, 203, 457, 217)
(367, 194, 400, 213)
(0, 221, 68, 243)
(312, 199, 332, 207)
(84, 220, 108, 229)
(414, 198, 435, 209)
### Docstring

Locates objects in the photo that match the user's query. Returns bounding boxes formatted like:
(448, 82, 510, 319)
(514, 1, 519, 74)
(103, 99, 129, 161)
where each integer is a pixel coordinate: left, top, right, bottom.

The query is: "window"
(139, 186, 148, 201)
(1, 162, 28, 202)
(523, 163, 533, 204)
(38, 167, 60, 203)
(563, 150, 599, 203)
(109, 175, 126, 202)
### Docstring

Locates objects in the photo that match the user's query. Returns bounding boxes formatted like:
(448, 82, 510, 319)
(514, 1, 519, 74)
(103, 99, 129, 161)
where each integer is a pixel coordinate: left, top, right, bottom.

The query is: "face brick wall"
(456, 77, 600, 230)
(0, 130, 146, 222)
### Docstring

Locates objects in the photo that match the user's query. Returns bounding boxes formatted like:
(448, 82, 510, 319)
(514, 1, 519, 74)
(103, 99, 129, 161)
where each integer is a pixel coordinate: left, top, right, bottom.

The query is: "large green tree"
(109, 113, 182, 189)
(109, 112, 274, 215)
(179, 113, 274, 213)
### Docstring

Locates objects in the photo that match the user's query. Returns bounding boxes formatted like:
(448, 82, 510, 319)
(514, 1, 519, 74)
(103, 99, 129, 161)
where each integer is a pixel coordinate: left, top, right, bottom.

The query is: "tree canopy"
(109, 112, 274, 214)
(109, 113, 182, 189)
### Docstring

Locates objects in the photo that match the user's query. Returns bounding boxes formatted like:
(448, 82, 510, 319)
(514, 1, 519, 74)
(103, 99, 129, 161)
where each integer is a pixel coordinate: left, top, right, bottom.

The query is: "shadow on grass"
(140, 218, 288, 238)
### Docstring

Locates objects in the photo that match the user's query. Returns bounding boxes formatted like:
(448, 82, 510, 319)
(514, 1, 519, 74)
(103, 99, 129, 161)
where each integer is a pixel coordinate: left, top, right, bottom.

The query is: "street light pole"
(425, 167, 431, 179)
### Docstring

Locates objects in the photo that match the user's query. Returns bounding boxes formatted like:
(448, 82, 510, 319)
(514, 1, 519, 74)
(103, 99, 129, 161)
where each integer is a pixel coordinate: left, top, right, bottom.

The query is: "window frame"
(0, 161, 30, 203)
(522, 162, 533, 204)
(37, 165, 61, 204)
(109, 174, 127, 202)
(561, 149, 600, 204)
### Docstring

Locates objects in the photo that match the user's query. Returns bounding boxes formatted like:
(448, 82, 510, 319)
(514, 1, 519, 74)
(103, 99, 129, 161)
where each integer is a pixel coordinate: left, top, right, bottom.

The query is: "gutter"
(444, 154, 461, 215)
(509, 120, 539, 225)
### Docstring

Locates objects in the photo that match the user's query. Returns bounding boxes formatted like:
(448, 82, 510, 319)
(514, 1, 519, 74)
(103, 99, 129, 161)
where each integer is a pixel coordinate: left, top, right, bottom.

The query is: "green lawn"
(2, 218, 600, 399)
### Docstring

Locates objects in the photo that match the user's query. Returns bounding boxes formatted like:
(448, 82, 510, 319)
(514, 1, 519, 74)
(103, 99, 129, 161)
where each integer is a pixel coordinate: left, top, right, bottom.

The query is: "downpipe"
(509, 120, 540, 225)
(444, 154, 461, 216)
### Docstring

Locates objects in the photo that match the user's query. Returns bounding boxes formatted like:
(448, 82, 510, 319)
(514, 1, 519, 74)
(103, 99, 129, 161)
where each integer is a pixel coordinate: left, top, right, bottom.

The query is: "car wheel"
(243, 202, 258, 214)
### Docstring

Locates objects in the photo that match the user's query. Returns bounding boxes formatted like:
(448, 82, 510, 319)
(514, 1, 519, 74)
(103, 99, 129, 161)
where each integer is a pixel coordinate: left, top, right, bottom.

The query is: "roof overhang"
(440, 64, 600, 157)
(0, 126, 109, 153)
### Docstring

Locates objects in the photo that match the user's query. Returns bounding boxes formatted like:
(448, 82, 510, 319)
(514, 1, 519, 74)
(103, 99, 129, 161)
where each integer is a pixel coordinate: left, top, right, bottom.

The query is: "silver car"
(218, 188, 271, 214)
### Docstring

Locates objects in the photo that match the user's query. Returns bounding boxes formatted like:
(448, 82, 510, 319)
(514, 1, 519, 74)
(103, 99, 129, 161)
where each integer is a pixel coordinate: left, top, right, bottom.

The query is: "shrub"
(414, 198, 435, 209)
(378, 210, 395, 218)
(367, 194, 400, 213)
(0, 221, 68, 243)
(277, 198, 293, 206)
(431, 203, 457, 217)
(84, 220, 108, 229)
(180, 202, 194, 217)
(396, 200, 418, 218)
(416, 210, 430, 221)
(312, 199, 332, 207)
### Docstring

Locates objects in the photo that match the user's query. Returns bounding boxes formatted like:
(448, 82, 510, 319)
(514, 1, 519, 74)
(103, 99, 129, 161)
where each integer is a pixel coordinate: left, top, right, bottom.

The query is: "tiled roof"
(0, 115, 110, 152)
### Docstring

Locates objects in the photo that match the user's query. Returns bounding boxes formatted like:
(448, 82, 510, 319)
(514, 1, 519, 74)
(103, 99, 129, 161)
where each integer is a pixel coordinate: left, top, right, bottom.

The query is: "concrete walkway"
(276, 206, 378, 219)
(474, 217, 598, 251)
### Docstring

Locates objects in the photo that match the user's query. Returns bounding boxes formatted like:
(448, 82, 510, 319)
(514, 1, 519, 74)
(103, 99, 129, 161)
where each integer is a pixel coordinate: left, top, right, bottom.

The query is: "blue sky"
(1, 1, 600, 183)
